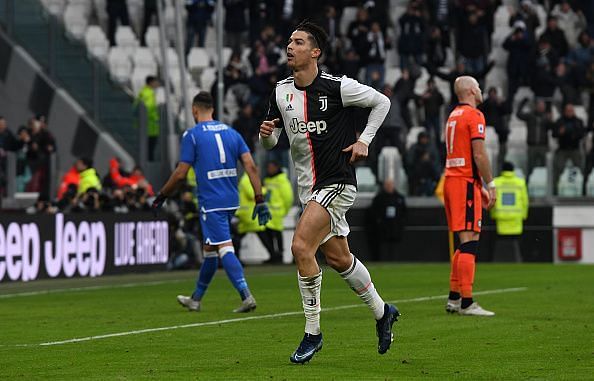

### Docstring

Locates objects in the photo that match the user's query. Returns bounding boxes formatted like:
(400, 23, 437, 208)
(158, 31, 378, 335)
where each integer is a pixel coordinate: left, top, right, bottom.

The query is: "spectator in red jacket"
(109, 158, 154, 196)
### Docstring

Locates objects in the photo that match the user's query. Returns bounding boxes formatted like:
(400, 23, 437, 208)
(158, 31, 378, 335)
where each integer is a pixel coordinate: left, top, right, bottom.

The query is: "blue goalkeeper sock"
(191, 251, 218, 301)
(219, 246, 251, 300)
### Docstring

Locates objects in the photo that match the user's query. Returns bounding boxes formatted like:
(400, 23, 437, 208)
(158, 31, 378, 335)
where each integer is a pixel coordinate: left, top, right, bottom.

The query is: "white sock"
(298, 270, 322, 335)
(339, 254, 385, 320)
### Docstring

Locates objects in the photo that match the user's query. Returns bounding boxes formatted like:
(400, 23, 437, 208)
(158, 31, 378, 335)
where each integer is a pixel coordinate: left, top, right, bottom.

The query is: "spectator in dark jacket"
(516, 97, 554, 175)
(405, 131, 441, 196)
(554, 61, 581, 105)
(365, 178, 407, 260)
(26, 116, 56, 196)
(502, 22, 535, 102)
(140, 0, 157, 46)
(224, 0, 248, 52)
(552, 103, 586, 192)
(531, 37, 559, 101)
(347, 7, 371, 64)
(106, 0, 130, 46)
(365, 21, 390, 89)
(393, 68, 419, 129)
(397, 3, 426, 70)
(539, 15, 569, 58)
(567, 31, 594, 73)
(479, 87, 512, 171)
(0, 117, 23, 199)
(185, 0, 215, 54)
(508, 0, 540, 39)
(457, 10, 489, 75)
(426, 25, 447, 69)
(417, 78, 444, 145)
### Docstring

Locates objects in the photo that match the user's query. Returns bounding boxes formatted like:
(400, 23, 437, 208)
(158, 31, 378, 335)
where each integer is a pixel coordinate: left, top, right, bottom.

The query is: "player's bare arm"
(157, 162, 191, 197)
(471, 139, 496, 209)
(240, 152, 264, 196)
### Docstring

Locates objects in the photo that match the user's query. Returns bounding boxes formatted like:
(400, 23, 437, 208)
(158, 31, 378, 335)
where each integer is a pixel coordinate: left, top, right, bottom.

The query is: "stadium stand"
(0, 0, 591, 205)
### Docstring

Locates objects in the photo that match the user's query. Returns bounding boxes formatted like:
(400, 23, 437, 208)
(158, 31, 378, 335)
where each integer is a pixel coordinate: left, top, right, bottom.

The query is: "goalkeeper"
(153, 91, 271, 313)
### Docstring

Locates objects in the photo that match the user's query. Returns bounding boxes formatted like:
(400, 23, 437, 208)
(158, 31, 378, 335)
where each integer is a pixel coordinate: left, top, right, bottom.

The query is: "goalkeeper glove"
(252, 194, 272, 226)
(151, 193, 167, 216)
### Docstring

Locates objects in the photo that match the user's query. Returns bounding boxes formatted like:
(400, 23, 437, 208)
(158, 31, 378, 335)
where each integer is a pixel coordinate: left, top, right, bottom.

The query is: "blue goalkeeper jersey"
(179, 120, 250, 212)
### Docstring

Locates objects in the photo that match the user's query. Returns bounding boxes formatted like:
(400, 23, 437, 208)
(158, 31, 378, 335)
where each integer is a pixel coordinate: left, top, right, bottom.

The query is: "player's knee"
(459, 240, 479, 256)
(291, 237, 310, 260)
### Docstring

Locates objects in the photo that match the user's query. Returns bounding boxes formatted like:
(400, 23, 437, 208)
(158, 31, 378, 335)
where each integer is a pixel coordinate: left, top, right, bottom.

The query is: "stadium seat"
(85, 25, 109, 63)
(557, 165, 583, 197)
(145, 26, 161, 56)
(115, 26, 139, 57)
(199, 67, 217, 91)
(64, 4, 89, 41)
(155, 47, 179, 69)
(187, 47, 210, 74)
(340, 7, 358, 35)
(42, 0, 66, 16)
(208, 47, 233, 68)
(133, 47, 157, 74)
(356, 166, 378, 193)
(169, 69, 195, 97)
(108, 47, 132, 84)
(485, 126, 499, 150)
(528, 167, 548, 197)
(385, 67, 401, 87)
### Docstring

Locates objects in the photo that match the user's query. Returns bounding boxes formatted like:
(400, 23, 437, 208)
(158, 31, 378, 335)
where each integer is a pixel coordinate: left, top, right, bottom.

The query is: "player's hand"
(342, 141, 368, 164)
(486, 187, 497, 210)
(252, 200, 272, 226)
(259, 118, 280, 138)
(151, 193, 167, 216)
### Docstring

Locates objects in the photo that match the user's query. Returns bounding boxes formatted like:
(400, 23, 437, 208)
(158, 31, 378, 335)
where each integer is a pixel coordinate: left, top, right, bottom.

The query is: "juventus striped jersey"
(260, 70, 391, 204)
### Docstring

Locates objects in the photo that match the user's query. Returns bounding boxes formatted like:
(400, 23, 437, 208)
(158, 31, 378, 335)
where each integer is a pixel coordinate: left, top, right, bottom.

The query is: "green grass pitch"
(0, 263, 593, 380)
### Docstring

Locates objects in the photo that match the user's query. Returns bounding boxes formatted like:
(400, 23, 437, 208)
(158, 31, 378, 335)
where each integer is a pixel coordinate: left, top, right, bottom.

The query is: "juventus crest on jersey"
(266, 71, 387, 199)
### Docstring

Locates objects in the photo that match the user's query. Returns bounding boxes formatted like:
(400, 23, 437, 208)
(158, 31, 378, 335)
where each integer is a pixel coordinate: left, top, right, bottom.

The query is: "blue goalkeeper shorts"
(199, 209, 236, 245)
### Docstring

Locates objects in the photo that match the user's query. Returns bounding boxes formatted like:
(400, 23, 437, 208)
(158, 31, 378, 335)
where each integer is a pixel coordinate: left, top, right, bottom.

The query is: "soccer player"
(259, 21, 399, 364)
(443, 76, 497, 316)
(152, 92, 271, 313)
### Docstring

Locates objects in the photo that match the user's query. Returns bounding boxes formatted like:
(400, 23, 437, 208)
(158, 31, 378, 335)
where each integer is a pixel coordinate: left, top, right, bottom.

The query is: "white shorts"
(307, 184, 357, 244)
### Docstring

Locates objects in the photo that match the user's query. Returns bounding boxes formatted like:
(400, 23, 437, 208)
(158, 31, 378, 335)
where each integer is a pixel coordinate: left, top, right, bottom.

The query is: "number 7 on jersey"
(445, 121, 456, 154)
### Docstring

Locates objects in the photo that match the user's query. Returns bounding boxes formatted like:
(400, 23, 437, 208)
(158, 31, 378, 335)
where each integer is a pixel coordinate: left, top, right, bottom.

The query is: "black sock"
(448, 291, 461, 300)
(461, 297, 473, 309)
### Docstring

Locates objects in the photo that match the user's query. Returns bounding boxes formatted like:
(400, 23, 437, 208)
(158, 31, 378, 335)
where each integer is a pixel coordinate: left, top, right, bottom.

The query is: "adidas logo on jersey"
(286, 103, 294, 111)
(289, 118, 327, 135)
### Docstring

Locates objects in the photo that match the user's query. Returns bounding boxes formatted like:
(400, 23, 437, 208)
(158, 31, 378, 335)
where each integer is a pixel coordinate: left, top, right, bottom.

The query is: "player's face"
(287, 30, 319, 69)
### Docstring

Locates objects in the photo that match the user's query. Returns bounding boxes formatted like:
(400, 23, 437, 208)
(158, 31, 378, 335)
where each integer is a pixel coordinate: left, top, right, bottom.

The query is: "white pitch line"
(17, 287, 526, 347)
(0, 279, 189, 299)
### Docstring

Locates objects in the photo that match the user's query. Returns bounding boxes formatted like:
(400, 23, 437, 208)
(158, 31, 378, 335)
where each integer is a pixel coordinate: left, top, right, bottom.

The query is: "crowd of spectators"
(0, 115, 56, 201)
(177, 0, 589, 196)
(96, 0, 594, 196)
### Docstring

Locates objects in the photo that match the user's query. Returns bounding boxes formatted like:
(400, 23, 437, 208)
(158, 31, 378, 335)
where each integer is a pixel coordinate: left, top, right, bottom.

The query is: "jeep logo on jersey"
(289, 118, 327, 135)
(319, 95, 328, 111)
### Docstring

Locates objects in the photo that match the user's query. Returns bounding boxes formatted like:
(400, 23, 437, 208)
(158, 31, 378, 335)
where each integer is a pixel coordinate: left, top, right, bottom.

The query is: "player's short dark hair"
(295, 20, 328, 60)
(502, 161, 515, 172)
(192, 91, 214, 109)
(145, 75, 158, 85)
